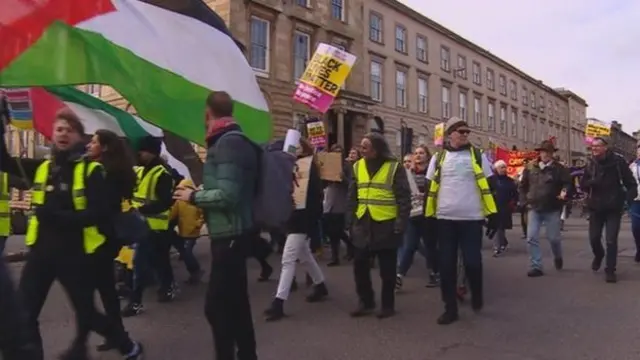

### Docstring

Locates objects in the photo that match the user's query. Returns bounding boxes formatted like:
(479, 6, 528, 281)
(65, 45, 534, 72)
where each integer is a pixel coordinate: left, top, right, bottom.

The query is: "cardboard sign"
(317, 152, 342, 182)
(406, 169, 424, 217)
(293, 156, 313, 209)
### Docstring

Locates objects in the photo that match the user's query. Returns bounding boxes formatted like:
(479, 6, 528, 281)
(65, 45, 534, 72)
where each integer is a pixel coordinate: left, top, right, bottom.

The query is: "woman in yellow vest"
(346, 133, 412, 319)
(86, 129, 143, 356)
(0, 109, 143, 360)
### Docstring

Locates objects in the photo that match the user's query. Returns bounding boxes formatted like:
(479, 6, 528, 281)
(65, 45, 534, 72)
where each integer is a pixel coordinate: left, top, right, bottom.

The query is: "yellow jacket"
(170, 179, 204, 238)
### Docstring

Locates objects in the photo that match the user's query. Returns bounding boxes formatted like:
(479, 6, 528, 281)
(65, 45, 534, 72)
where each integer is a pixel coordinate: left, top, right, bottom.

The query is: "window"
(530, 91, 536, 109)
(530, 118, 536, 142)
(472, 62, 481, 85)
(499, 75, 506, 95)
(473, 97, 481, 126)
(509, 80, 517, 100)
(522, 86, 528, 105)
(499, 105, 507, 133)
(416, 36, 427, 62)
(331, 0, 345, 21)
(396, 70, 407, 107)
(487, 102, 495, 130)
(418, 78, 428, 113)
(369, 12, 383, 43)
(440, 46, 450, 71)
(395, 26, 407, 53)
(293, 31, 310, 80)
(486, 69, 495, 90)
(539, 95, 544, 111)
(249, 17, 270, 74)
(456, 55, 467, 78)
(510, 109, 517, 137)
(522, 114, 528, 142)
(548, 100, 553, 116)
(459, 92, 467, 121)
(370, 61, 382, 102)
(295, 0, 309, 7)
(441, 86, 451, 119)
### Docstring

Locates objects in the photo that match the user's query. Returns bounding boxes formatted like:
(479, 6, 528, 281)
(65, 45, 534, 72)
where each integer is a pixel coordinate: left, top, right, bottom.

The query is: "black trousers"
(131, 230, 174, 303)
(205, 235, 257, 360)
(588, 210, 622, 271)
(0, 260, 39, 360)
(323, 213, 354, 260)
(421, 218, 439, 274)
(353, 247, 397, 310)
(437, 220, 483, 315)
(19, 253, 119, 359)
(93, 248, 126, 337)
(520, 209, 528, 237)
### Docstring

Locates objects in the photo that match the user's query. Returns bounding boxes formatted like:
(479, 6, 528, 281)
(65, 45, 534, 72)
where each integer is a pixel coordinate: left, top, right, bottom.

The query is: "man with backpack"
(581, 136, 637, 283)
(173, 91, 261, 360)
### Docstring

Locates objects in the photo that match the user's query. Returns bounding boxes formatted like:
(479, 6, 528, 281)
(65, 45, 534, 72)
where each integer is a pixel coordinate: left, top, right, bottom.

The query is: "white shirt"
(629, 162, 640, 201)
(426, 149, 494, 220)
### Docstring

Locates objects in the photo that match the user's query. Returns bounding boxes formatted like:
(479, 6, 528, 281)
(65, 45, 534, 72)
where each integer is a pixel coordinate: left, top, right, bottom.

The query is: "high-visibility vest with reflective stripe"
(424, 148, 497, 218)
(132, 164, 171, 230)
(0, 173, 10, 236)
(25, 160, 106, 254)
(354, 159, 399, 221)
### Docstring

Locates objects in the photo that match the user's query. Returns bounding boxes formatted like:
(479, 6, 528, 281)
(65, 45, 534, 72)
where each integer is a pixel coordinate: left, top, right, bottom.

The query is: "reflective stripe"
(132, 164, 171, 230)
(25, 160, 106, 253)
(0, 173, 10, 235)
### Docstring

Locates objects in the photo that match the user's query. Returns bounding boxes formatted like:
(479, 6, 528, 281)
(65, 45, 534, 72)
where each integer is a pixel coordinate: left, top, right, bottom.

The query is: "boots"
(306, 282, 328, 302)
(264, 298, 285, 321)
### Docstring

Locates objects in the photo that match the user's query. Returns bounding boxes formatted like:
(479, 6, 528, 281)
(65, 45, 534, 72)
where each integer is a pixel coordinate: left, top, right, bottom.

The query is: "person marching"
(347, 132, 411, 319)
(0, 109, 143, 359)
(122, 135, 176, 317)
(424, 117, 497, 325)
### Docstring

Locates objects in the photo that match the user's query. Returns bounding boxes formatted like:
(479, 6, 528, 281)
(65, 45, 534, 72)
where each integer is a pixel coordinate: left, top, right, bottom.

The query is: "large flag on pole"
(28, 86, 198, 181)
(0, 0, 272, 145)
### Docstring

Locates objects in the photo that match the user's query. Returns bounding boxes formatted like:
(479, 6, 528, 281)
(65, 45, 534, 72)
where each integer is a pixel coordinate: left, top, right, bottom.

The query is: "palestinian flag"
(28, 86, 201, 182)
(0, 0, 271, 145)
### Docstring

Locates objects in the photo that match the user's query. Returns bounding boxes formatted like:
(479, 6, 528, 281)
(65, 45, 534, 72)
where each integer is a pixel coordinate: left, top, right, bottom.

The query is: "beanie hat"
(138, 136, 162, 156)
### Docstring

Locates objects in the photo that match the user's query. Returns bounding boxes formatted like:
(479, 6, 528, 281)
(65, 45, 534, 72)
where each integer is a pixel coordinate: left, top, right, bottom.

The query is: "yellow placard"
(434, 123, 444, 146)
(299, 54, 351, 97)
(585, 123, 611, 137)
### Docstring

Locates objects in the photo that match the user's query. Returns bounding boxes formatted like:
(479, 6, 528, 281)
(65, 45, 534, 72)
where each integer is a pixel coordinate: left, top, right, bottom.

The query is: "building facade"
(556, 88, 588, 162)
(608, 120, 636, 161)
(93, 0, 589, 160)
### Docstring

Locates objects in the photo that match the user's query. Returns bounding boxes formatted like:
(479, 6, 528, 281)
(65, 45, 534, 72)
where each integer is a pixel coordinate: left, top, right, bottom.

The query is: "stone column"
(336, 108, 346, 148)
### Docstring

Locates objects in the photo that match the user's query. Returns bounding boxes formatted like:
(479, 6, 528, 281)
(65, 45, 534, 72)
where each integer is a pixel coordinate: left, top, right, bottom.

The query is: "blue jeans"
(629, 201, 640, 253)
(527, 210, 562, 270)
(397, 218, 426, 276)
(173, 236, 201, 274)
(0, 236, 7, 255)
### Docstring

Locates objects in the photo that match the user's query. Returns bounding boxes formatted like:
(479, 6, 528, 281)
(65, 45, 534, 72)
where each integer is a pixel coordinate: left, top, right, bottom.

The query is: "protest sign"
(317, 152, 342, 182)
(434, 123, 444, 146)
(306, 121, 327, 148)
(283, 129, 301, 155)
(584, 118, 611, 145)
(406, 169, 424, 217)
(293, 43, 357, 113)
(494, 147, 538, 179)
(293, 156, 313, 209)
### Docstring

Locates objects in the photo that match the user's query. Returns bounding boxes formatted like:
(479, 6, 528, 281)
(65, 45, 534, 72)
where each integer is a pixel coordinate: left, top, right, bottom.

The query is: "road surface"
(4, 217, 640, 360)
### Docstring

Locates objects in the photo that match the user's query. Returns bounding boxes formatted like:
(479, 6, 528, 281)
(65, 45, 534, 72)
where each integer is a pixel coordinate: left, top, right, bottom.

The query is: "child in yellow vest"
(170, 179, 204, 284)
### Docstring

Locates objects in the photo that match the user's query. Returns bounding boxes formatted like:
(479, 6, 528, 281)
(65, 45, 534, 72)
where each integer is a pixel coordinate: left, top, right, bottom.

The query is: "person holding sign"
(346, 133, 411, 319)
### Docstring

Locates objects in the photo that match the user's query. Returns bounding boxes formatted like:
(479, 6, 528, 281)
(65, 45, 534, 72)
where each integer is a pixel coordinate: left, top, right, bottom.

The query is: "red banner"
(495, 147, 538, 178)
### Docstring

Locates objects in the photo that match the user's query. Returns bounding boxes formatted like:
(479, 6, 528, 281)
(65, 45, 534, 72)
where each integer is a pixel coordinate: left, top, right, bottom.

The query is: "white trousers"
(275, 233, 325, 301)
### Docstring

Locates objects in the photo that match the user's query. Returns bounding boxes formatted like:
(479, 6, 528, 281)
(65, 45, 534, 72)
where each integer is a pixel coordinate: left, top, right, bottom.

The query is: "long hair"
(95, 129, 137, 199)
(414, 144, 432, 163)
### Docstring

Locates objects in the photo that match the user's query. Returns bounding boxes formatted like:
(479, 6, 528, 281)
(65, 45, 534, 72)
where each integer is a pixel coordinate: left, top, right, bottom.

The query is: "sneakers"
(425, 273, 440, 288)
(554, 258, 564, 270)
(591, 256, 604, 271)
(122, 303, 144, 318)
(527, 269, 544, 277)
(437, 312, 459, 325)
(257, 263, 273, 282)
(157, 288, 176, 303)
(185, 270, 204, 285)
(376, 308, 395, 319)
(395, 275, 403, 291)
(306, 282, 329, 303)
(124, 341, 144, 360)
(605, 270, 617, 283)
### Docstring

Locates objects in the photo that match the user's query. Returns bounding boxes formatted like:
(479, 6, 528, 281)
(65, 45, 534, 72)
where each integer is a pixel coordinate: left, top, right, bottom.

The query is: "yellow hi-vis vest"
(0, 173, 10, 236)
(25, 160, 106, 254)
(132, 165, 171, 230)
(424, 148, 497, 218)
(354, 159, 399, 221)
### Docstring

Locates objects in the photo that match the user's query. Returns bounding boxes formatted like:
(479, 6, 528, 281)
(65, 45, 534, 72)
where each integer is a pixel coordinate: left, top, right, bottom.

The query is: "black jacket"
(519, 160, 571, 213)
(287, 158, 323, 236)
(136, 157, 174, 217)
(0, 141, 110, 259)
(581, 151, 637, 212)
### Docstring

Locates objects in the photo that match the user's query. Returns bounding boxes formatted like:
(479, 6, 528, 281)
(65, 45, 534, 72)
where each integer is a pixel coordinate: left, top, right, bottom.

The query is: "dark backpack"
(217, 132, 296, 231)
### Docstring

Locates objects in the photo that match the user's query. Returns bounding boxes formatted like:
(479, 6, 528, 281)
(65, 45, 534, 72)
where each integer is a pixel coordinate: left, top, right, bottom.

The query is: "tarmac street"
(4, 217, 640, 360)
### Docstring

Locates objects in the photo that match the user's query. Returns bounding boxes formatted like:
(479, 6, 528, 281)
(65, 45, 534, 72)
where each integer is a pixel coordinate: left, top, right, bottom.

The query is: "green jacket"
(193, 130, 258, 240)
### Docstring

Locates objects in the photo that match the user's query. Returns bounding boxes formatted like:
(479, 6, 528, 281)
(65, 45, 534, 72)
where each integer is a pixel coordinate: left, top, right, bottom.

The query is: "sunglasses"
(456, 129, 471, 135)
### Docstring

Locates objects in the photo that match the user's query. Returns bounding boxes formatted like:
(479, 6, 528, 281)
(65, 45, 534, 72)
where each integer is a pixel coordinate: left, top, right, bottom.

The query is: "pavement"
(4, 217, 640, 360)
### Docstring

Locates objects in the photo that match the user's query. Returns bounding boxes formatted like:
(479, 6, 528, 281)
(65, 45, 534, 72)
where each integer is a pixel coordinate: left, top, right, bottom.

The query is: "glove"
(486, 213, 499, 231)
